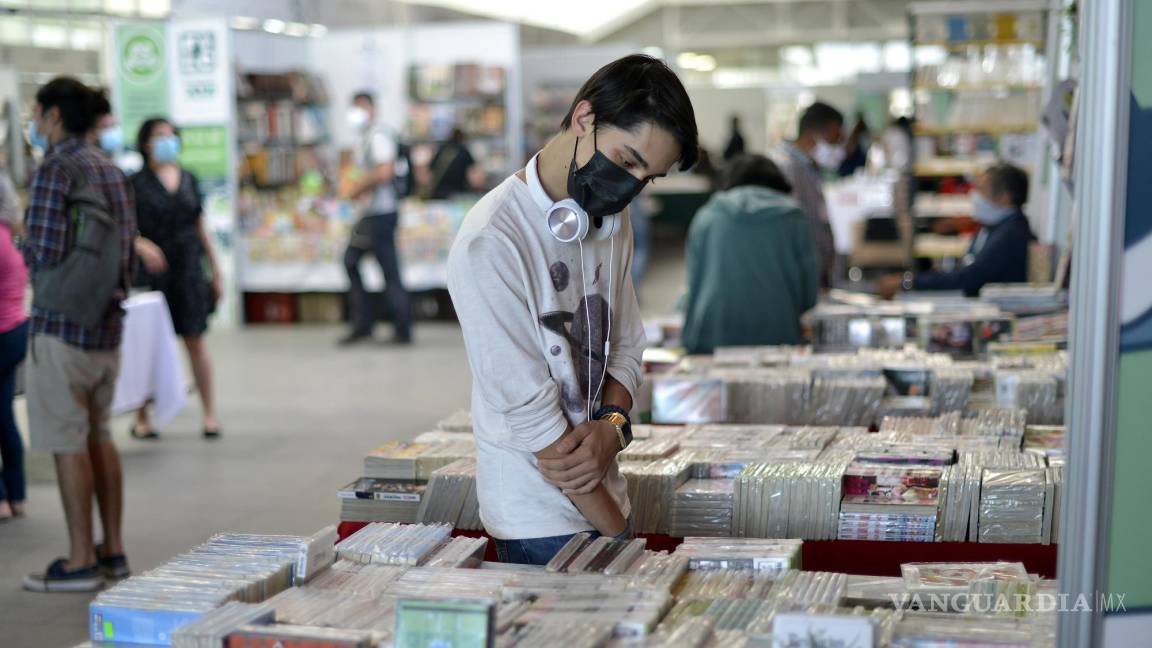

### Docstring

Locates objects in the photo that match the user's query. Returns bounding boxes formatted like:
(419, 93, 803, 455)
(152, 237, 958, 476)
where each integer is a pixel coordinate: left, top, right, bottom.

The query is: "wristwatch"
(594, 405, 633, 450)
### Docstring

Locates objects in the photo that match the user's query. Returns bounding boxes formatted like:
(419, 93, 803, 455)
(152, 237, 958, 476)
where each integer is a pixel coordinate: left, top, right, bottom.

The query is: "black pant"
(344, 213, 412, 339)
(0, 320, 28, 504)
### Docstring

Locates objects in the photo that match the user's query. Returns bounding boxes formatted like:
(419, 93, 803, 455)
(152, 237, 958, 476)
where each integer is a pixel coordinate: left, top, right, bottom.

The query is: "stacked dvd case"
(901, 562, 1032, 614)
(171, 602, 275, 648)
(416, 458, 479, 529)
(423, 536, 489, 568)
(544, 534, 647, 576)
(89, 528, 328, 645)
(768, 570, 848, 608)
(805, 375, 887, 427)
(708, 368, 810, 425)
(652, 376, 727, 424)
(890, 612, 1035, 647)
(661, 597, 773, 633)
(673, 538, 802, 576)
(335, 522, 452, 565)
(306, 560, 407, 597)
(733, 459, 850, 540)
(620, 437, 682, 462)
(625, 551, 691, 592)
(994, 370, 1062, 426)
(227, 624, 376, 648)
(838, 464, 942, 542)
(675, 570, 776, 600)
(669, 479, 735, 537)
(621, 456, 693, 534)
(978, 469, 1048, 544)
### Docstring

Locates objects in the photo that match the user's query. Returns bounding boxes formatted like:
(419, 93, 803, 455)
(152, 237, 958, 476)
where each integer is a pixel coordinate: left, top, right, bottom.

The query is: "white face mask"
(346, 106, 369, 130)
(971, 191, 1017, 226)
(813, 139, 846, 170)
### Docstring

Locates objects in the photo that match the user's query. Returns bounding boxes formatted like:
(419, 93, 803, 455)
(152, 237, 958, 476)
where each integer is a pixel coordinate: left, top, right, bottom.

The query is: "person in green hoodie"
(682, 154, 820, 355)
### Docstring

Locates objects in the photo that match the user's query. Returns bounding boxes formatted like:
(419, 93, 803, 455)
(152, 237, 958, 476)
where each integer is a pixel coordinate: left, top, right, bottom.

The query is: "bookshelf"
(908, 1, 1053, 266)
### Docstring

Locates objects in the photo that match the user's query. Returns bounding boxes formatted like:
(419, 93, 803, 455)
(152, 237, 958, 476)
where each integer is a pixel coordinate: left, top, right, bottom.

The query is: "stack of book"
(838, 464, 942, 542)
(668, 479, 735, 537)
(337, 478, 425, 523)
(363, 441, 434, 481)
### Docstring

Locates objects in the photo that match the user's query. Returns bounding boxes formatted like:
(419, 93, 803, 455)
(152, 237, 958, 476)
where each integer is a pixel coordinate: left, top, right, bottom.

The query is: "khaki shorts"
(26, 335, 120, 454)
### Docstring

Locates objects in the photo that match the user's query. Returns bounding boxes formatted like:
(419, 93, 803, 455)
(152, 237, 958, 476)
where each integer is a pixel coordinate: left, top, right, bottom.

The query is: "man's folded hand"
(537, 420, 619, 495)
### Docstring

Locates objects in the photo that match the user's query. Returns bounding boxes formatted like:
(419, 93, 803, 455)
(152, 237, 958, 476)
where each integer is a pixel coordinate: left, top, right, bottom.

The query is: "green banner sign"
(114, 23, 169, 147)
(178, 125, 229, 182)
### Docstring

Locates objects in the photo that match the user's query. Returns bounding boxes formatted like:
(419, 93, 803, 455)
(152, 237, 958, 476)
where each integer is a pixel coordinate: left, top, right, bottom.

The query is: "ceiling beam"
(662, 25, 908, 48)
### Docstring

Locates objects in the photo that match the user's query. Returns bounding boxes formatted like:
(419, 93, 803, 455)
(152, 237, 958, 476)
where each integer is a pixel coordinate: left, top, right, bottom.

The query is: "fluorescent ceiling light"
(393, 0, 653, 37)
(641, 46, 664, 60)
(284, 22, 310, 37)
(231, 16, 261, 30)
(308, 24, 328, 38)
(263, 19, 286, 34)
(677, 52, 716, 72)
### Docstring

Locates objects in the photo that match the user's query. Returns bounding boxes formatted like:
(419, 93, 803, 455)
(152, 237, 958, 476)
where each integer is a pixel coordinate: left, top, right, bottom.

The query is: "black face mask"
(567, 128, 647, 219)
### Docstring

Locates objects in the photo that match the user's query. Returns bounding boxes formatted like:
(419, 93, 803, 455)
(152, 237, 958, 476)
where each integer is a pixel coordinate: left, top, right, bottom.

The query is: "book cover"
(337, 478, 425, 502)
(842, 466, 942, 503)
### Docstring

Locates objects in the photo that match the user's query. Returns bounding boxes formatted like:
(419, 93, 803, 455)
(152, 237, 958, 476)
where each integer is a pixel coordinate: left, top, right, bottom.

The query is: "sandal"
(130, 424, 159, 440)
(203, 427, 221, 440)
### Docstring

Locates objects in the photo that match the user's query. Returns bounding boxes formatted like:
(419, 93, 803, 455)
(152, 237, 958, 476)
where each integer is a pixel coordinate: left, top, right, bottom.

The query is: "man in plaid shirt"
(21, 78, 137, 593)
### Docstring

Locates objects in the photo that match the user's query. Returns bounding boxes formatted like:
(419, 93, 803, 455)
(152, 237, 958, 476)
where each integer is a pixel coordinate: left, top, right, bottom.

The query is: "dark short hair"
(136, 117, 179, 164)
(798, 101, 844, 135)
(722, 154, 792, 194)
(561, 54, 699, 171)
(35, 77, 106, 135)
(985, 162, 1030, 207)
(352, 91, 375, 106)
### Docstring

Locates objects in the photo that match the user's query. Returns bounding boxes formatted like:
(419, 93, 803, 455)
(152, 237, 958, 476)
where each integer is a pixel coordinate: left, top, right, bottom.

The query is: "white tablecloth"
(111, 292, 187, 427)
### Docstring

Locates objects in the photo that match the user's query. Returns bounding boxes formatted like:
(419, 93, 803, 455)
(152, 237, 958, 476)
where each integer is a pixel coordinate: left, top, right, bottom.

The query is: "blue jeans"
(494, 517, 634, 566)
(0, 320, 28, 503)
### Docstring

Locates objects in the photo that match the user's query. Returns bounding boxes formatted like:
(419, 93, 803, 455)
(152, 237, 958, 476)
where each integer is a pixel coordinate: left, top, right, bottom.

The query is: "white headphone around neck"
(527, 154, 622, 244)
(545, 198, 622, 244)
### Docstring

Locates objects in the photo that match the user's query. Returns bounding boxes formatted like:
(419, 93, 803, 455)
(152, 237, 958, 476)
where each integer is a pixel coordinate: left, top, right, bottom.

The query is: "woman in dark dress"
(131, 118, 222, 439)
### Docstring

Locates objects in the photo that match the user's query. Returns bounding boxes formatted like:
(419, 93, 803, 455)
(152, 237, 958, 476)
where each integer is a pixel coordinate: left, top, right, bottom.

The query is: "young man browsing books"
(447, 55, 698, 565)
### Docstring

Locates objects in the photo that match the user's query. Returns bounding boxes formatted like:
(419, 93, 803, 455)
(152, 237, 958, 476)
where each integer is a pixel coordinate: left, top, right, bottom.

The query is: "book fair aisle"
(4, 1, 1151, 648)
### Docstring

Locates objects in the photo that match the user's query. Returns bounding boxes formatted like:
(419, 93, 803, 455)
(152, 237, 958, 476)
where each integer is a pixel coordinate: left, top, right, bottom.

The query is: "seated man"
(881, 163, 1035, 298)
(682, 154, 819, 354)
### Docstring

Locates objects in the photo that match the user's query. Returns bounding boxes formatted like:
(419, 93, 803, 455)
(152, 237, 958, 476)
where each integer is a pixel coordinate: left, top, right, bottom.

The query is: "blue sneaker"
(23, 558, 104, 593)
(96, 543, 131, 580)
